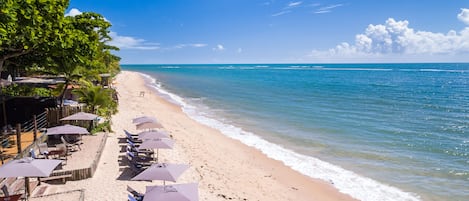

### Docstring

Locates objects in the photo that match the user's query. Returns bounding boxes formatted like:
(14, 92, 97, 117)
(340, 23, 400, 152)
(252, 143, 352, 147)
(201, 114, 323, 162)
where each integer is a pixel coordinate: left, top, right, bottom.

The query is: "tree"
(0, 0, 69, 75)
(25, 10, 118, 105)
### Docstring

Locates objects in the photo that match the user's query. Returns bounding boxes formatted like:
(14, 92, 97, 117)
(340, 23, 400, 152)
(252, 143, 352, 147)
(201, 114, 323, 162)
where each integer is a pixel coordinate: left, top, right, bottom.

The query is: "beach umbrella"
(131, 163, 189, 186)
(132, 116, 158, 124)
(60, 112, 99, 131)
(138, 130, 169, 140)
(136, 121, 163, 130)
(0, 157, 62, 197)
(46, 124, 89, 135)
(60, 112, 99, 121)
(143, 183, 199, 201)
(139, 138, 174, 162)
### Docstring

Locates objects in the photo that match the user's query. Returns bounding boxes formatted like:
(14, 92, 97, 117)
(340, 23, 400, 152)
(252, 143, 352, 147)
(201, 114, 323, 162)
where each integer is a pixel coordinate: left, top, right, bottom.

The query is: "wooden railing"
(48, 132, 108, 181)
(45, 105, 84, 127)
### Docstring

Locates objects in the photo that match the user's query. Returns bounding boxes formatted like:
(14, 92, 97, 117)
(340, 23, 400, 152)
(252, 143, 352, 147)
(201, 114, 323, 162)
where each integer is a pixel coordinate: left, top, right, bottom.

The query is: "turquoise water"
(122, 63, 469, 201)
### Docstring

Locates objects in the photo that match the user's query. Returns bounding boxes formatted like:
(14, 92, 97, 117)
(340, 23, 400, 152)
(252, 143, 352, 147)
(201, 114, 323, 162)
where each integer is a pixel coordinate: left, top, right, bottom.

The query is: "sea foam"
(139, 72, 421, 201)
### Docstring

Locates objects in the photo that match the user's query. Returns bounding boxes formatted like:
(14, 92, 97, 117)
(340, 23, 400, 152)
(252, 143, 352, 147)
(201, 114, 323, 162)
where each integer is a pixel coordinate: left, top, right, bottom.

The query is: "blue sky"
(68, 0, 469, 64)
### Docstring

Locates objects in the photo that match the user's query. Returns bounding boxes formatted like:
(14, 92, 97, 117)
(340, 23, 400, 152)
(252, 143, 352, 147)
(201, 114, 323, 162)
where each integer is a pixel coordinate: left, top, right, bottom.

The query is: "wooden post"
(33, 115, 37, 141)
(25, 177, 30, 198)
(16, 123, 21, 155)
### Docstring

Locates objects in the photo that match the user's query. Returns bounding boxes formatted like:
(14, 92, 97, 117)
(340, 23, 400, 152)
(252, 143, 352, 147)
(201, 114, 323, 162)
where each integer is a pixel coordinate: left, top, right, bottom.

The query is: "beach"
(44, 70, 355, 201)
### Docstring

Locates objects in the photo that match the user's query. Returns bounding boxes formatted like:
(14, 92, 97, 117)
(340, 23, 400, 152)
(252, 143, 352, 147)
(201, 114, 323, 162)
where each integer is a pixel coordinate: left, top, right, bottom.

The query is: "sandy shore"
(42, 71, 356, 201)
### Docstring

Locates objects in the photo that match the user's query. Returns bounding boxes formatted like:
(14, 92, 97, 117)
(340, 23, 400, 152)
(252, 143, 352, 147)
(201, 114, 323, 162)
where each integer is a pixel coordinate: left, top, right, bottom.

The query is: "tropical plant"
(72, 83, 117, 118)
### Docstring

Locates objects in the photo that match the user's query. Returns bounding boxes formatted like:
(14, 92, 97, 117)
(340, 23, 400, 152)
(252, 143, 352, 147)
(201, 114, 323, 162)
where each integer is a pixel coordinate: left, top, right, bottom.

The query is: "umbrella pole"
(25, 177, 30, 199)
(156, 149, 159, 163)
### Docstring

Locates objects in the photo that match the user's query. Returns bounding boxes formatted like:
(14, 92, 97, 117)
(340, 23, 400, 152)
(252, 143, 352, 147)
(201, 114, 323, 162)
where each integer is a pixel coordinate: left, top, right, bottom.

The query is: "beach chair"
(124, 130, 138, 137)
(126, 150, 152, 163)
(29, 148, 45, 159)
(61, 136, 81, 151)
(126, 145, 154, 159)
(56, 144, 68, 165)
(127, 140, 140, 148)
(37, 143, 49, 157)
(0, 185, 22, 201)
(126, 151, 152, 171)
(125, 132, 142, 144)
(128, 194, 141, 201)
(1, 185, 9, 197)
(127, 185, 144, 199)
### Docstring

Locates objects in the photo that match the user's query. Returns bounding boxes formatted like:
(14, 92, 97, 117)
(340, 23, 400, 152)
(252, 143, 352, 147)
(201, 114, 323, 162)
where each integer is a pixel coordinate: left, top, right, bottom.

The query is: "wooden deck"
(1, 131, 39, 164)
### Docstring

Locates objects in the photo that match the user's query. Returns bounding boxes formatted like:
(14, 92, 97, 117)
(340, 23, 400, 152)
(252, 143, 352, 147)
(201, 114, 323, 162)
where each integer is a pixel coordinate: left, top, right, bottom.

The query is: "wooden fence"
(45, 105, 85, 127)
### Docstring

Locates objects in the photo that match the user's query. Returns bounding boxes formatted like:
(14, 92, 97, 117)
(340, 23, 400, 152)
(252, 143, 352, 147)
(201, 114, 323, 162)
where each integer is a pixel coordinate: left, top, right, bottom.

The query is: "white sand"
(35, 71, 356, 201)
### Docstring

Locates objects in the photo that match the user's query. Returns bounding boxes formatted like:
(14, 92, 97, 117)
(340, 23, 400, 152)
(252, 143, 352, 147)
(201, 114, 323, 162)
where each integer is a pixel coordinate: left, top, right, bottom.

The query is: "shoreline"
(130, 70, 356, 200)
(38, 70, 356, 201)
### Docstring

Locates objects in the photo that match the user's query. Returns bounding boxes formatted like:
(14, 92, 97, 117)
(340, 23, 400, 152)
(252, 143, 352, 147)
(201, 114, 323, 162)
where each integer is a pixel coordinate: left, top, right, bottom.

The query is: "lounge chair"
(37, 143, 49, 157)
(125, 132, 142, 144)
(127, 185, 144, 199)
(124, 130, 138, 137)
(126, 150, 152, 164)
(126, 151, 152, 173)
(29, 148, 45, 159)
(56, 144, 68, 165)
(61, 136, 81, 151)
(126, 145, 154, 157)
(127, 140, 141, 149)
(1, 182, 24, 201)
(128, 193, 142, 201)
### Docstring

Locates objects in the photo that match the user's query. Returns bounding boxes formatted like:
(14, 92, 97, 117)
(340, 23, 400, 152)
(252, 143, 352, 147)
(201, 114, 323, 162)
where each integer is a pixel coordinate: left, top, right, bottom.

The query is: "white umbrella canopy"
(131, 163, 189, 183)
(138, 130, 169, 140)
(139, 138, 174, 162)
(136, 121, 163, 130)
(46, 124, 90, 135)
(139, 138, 174, 150)
(46, 124, 89, 135)
(0, 157, 62, 178)
(132, 116, 158, 124)
(143, 183, 199, 201)
(60, 112, 99, 121)
(0, 157, 62, 197)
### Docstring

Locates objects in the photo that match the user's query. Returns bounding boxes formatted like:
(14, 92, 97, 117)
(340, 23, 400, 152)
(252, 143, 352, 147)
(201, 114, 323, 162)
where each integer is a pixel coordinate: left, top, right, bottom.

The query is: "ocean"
(122, 63, 469, 201)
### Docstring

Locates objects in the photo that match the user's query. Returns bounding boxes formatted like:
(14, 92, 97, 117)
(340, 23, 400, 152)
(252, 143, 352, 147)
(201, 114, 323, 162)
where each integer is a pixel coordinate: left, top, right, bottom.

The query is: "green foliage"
(1, 0, 121, 103)
(91, 120, 112, 134)
(1, 84, 52, 97)
(72, 84, 117, 118)
(0, 0, 69, 70)
(1, 0, 121, 128)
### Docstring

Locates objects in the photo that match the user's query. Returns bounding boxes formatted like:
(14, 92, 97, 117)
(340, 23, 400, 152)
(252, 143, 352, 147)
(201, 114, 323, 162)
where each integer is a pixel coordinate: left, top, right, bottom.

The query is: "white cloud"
(272, 10, 291, 17)
(314, 4, 343, 14)
(308, 12, 469, 62)
(107, 32, 160, 50)
(314, 10, 330, 14)
(458, 8, 469, 25)
(65, 8, 82, 17)
(213, 44, 225, 51)
(287, 1, 303, 8)
(174, 43, 208, 49)
(237, 48, 243, 53)
(272, 1, 303, 17)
